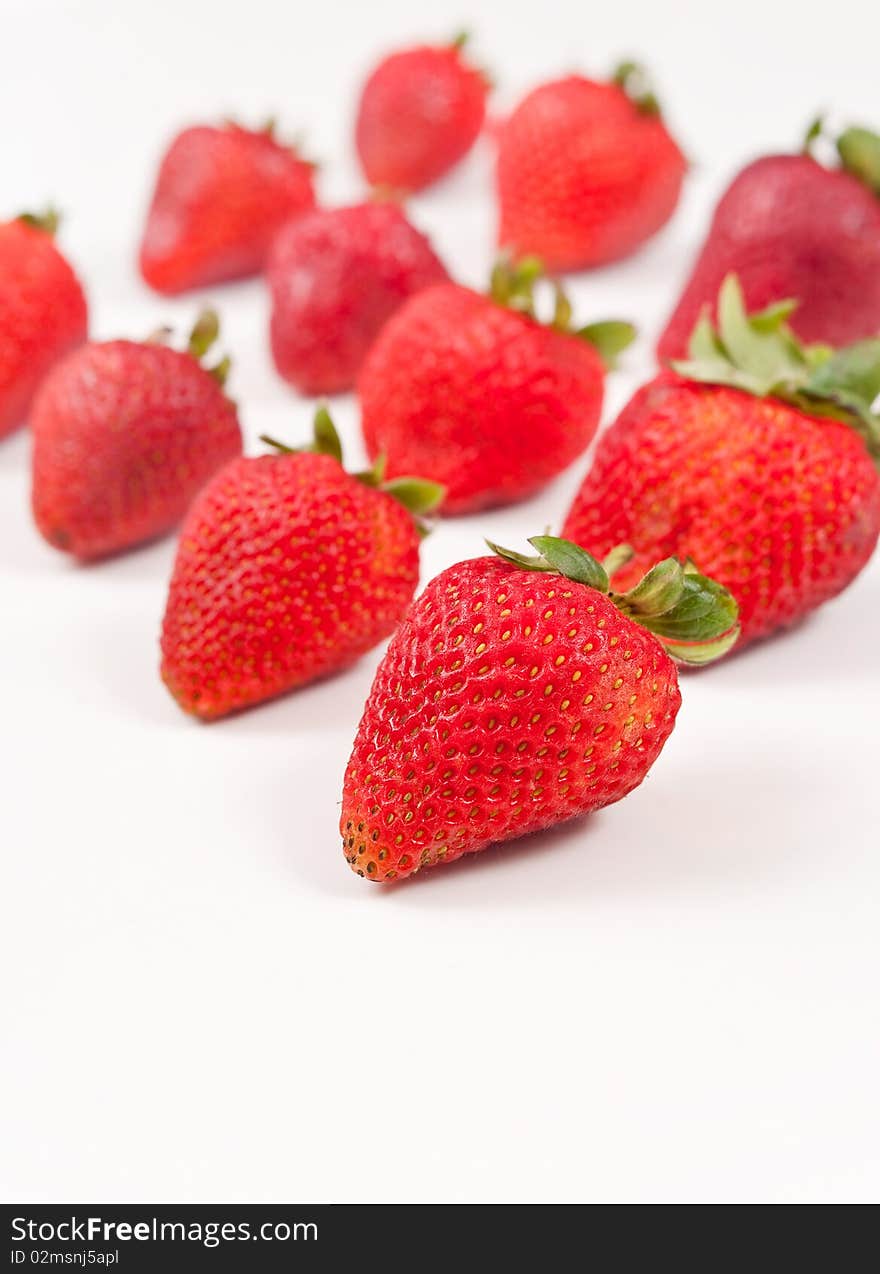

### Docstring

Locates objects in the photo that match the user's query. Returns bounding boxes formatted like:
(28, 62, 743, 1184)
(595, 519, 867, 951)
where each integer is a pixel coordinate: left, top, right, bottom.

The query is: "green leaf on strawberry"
(486, 534, 740, 665)
(672, 273, 880, 463)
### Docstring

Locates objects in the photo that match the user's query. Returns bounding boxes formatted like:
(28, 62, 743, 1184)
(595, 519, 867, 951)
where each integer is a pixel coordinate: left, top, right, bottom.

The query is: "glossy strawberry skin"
(563, 373, 880, 646)
(341, 556, 681, 882)
(161, 453, 422, 720)
(139, 124, 316, 294)
(267, 202, 448, 395)
(0, 219, 87, 439)
(496, 77, 686, 272)
(32, 341, 241, 561)
(356, 43, 487, 192)
(658, 156, 880, 361)
(358, 283, 606, 514)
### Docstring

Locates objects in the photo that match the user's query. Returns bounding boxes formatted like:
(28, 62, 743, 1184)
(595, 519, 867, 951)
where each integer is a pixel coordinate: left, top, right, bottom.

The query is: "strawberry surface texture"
(160, 417, 436, 720)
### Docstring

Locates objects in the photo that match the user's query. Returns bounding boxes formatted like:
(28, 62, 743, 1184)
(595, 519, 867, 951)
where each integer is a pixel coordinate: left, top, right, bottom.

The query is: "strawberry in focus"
(32, 312, 241, 561)
(0, 210, 87, 439)
(161, 410, 444, 721)
(267, 201, 448, 395)
(358, 257, 635, 515)
(341, 536, 738, 881)
(565, 277, 880, 648)
(657, 121, 880, 360)
(139, 121, 316, 294)
(496, 63, 686, 272)
(355, 33, 489, 193)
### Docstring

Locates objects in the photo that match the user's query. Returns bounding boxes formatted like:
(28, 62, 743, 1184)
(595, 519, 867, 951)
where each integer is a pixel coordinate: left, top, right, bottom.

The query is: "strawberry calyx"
(260, 407, 445, 528)
(671, 274, 880, 464)
(612, 61, 662, 117)
(18, 207, 61, 236)
(804, 116, 880, 196)
(488, 256, 636, 369)
(146, 309, 232, 386)
(486, 535, 740, 665)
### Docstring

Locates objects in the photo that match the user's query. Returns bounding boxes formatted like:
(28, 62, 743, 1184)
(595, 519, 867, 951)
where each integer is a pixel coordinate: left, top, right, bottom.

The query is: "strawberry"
(267, 201, 448, 395)
(496, 63, 686, 272)
(32, 312, 241, 561)
(355, 33, 489, 193)
(0, 210, 87, 439)
(358, 258, 635, 515)
(658, 121, 880, 360)
(564, 276, 880, 648)
(139, 121, 316, 294)
(341, 536, 738, 882)
(161, 410, 444, 720)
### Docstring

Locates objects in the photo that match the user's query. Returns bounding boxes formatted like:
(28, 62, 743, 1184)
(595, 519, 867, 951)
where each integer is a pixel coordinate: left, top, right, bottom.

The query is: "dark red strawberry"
(565, 276, 880, 648)
(355, 34, 489, 193)
(358, 258, 635, 514)
(341, 536, 738, 882)
(161, 410, 443, 720)
(32, 312, 241, 560)
(496, 63, 686, 272)
(267, 201, 448, 395)
(658, 122, 880, 360)
(139, 121, 316, 294)
(0, 210, 87, 439)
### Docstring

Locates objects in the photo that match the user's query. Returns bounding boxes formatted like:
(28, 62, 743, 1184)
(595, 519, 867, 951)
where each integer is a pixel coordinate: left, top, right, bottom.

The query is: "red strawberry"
(355, 33, 489, 193)
(32, 312, 241, 561)
(267, 201, 448, 395)
(658, 123, 880, 361)
(358, 258, 635, 515)
(0, 210, 87, 439)
(139, 121, 316, 294)
(565, 276, 880, 648)
(161, 410, 443, 720)
(341, 536, 738, 882)
(496, 63, 686, 272)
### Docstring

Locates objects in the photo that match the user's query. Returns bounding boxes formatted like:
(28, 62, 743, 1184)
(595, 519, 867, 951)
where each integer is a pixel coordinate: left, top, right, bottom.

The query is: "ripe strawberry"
(355, 33, 489, 193)
(565, 276, 880, 648)
(267, 201, 448, 395)
(32, 312, 241, 561)
(341, 536, 738, 882)
(0, 210, 87, 439)
(658, 122, 880, 360)
(358, 258, 635, 515)
(161, 410, 444, 720)
(496, 63, 686, 272)
(139, 121, 316, 294)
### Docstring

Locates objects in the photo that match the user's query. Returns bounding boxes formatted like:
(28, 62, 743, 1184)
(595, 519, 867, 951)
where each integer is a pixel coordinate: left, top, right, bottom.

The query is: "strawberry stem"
(260, 410, 445, 526)
(671, 273, 880, 465)
(488, 257, 636, 365)
(18, 207, 61, 236)
(486, 535, 740, 665)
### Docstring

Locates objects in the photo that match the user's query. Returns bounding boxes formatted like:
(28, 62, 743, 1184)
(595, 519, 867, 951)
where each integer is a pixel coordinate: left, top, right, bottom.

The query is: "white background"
(2, 0, 879, 1204)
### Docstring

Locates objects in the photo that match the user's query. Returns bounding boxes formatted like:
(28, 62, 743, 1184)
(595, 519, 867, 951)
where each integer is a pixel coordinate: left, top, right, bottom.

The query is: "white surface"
(2, 0, 879, 1205)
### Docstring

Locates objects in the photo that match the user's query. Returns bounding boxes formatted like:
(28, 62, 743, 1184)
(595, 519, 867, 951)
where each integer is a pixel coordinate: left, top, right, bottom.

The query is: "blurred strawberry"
(658, 120, 880, 360)
(359, 257, 635, 514)
(32, 312, 241, 560)
(139, 121, 316, 294)
(267, 201, 448, 395)
(496, 63, 686, 272)
(356, 34, 489, 193)
(0, 210, 87, 439)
